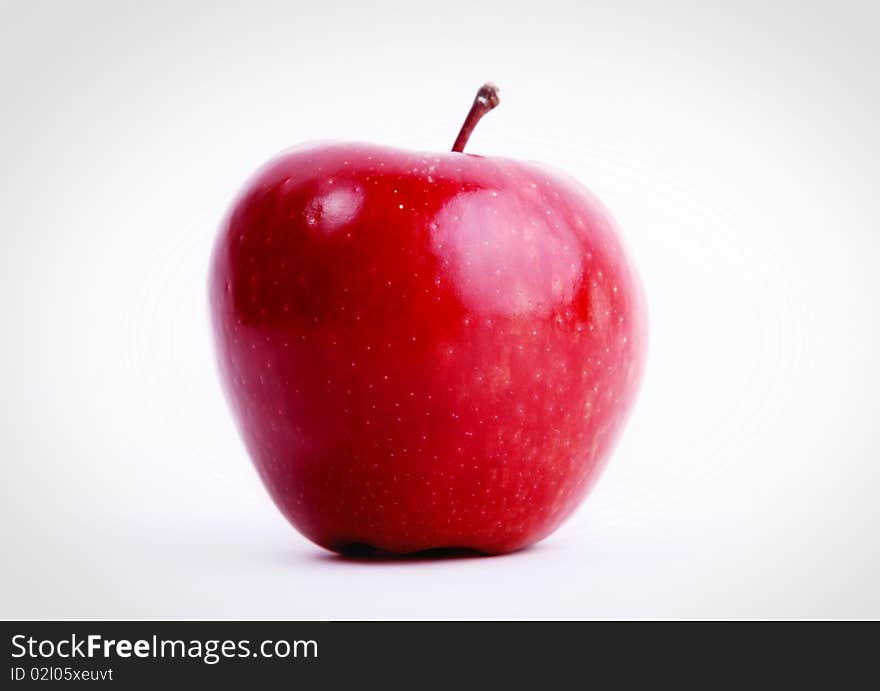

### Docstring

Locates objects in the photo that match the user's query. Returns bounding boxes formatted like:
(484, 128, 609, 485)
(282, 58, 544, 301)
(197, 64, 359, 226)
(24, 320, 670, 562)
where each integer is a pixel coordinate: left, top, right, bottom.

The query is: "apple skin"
(209, 142, 646, 554)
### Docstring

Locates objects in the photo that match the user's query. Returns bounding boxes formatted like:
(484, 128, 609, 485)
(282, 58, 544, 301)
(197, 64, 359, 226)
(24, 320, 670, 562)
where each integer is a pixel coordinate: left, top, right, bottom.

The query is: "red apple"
(209, 84, 647, 554)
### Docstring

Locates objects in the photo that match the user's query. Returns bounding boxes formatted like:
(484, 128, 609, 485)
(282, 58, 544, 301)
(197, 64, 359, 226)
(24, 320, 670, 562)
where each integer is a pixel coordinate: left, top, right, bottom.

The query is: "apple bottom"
(227, 320, 638, 556)
(240, 410, 625, 555)
(261, 470, 608, 556)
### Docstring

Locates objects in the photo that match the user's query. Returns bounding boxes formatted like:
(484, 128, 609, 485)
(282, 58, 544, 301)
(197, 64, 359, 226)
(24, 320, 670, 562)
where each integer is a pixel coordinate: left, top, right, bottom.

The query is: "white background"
(2, 0, 878, 619)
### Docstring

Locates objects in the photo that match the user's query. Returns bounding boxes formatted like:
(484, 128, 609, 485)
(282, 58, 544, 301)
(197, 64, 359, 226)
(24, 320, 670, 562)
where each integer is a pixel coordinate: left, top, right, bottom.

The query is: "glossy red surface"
(209, 142, 647, 554)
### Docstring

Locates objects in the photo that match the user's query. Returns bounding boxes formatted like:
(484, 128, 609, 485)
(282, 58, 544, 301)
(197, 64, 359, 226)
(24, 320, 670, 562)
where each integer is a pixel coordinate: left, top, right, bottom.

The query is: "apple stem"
(451, 83, 500, 153)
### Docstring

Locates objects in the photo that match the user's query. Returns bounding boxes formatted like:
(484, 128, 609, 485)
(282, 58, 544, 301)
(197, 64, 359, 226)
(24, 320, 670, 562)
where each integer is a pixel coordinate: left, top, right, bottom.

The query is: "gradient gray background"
(2, 0, 878, 618)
